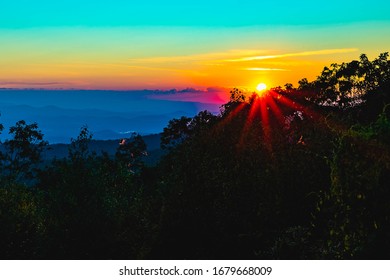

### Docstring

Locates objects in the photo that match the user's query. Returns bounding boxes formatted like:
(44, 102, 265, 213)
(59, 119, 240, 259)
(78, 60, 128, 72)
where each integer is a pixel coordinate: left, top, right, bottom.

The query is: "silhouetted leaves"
(0, 120, 47, 183)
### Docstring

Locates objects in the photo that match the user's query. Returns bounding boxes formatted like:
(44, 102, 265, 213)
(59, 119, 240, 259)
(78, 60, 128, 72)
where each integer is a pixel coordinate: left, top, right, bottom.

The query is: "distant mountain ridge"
(0, 89, 221, 143)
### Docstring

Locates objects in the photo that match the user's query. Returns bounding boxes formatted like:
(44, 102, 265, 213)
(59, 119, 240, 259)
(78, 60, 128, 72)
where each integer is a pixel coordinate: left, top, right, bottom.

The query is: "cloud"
(226, 48, 359, 62)
(0, 81, 63, 86)
(243, 67, 289, 71)
(126, 48, 359, 76)
(128, 49, 268, 65)
(147, 87, 230, 105)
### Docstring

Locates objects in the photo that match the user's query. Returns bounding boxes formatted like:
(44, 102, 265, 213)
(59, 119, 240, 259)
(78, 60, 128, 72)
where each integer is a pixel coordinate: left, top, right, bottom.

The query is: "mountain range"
(0, 89, 222, 143)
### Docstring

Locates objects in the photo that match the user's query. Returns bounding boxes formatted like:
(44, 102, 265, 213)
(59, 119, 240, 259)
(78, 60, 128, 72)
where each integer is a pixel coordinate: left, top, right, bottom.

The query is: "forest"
(0, 53, 389, 259)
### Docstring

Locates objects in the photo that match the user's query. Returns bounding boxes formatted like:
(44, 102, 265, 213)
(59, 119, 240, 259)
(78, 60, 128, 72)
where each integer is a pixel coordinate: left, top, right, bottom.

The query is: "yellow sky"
(0, 22, 389, 90)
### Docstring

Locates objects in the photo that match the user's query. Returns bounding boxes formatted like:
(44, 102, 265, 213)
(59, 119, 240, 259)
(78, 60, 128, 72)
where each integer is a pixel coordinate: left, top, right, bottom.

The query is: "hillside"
(42, 133, 164, 166)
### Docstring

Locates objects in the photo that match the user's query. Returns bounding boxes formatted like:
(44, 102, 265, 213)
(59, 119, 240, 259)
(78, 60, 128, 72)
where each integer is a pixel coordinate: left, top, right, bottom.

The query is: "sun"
(256, 83, 267, 91)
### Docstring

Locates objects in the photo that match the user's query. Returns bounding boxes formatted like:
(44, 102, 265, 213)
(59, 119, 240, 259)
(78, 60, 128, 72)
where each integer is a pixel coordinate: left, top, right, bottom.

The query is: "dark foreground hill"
(42, 133, 164, 166)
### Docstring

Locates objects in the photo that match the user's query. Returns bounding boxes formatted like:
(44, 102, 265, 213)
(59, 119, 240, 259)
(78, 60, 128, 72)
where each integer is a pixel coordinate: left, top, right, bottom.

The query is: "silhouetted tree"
(220, 88, 247, 116)
(68, 125, 93, 162)
(116, 133, 147, 173)
(0, 120, 47, 183)
(160, 111, 218, 150)
(160, 116, 192, 149)
(284, 83, 294, 91)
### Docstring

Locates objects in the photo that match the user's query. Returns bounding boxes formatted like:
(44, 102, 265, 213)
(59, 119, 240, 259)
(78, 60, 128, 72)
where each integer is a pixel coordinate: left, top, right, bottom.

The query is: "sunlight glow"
(256, 83, 267, 91)
(235, 88, 321, 154)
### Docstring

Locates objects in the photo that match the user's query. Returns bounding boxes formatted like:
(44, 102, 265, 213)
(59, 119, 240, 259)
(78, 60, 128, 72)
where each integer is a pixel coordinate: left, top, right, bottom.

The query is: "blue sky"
(2, 0, 389, 28)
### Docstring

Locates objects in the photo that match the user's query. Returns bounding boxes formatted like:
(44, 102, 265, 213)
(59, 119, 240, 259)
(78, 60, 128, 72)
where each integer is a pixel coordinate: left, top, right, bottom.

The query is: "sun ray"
(238, 95, 262, 147)
(259, 96, 272, 151)
(215, 102, 247, 132)
(266, 95, 286, 126)
(217, 86, 351, 157)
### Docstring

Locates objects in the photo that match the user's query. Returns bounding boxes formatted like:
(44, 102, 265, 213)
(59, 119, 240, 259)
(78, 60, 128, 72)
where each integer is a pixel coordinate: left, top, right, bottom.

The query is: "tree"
(304, 53, 390, 110)
(160, 111, 218, 150)
(220, 88, 247, 116)
(298, 78, 310, 90)
(68, 125, 93, 162)
(285, 83, 294, 91)
(0, 120, 47, 183)
(160, 116, 192, 150)
(116, 133, 147, 173)
(0, 114, 3, 137)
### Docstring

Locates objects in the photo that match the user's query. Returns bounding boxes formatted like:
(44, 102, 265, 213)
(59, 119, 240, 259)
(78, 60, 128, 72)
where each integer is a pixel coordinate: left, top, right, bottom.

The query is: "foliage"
(313, 112, 390, 259)
(116, 133, 147, 173)
(0, 183, 44, 258)
(68, 125, 93, 162)
(160, 111, 218, 149)
(305, 53, 390, 109)
(0, 120, 47, 183)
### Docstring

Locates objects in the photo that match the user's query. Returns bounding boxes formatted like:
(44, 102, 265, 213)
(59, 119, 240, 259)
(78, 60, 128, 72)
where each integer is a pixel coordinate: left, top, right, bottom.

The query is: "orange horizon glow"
(0, 25, 370, 92)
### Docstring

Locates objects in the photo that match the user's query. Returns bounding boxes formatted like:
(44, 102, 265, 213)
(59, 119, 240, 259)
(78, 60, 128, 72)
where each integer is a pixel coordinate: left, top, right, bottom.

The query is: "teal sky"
(2, 0, 389, 28)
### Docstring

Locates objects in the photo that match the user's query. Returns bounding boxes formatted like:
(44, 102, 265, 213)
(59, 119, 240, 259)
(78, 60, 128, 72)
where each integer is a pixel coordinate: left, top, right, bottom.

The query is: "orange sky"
(1, 22, 389, 91)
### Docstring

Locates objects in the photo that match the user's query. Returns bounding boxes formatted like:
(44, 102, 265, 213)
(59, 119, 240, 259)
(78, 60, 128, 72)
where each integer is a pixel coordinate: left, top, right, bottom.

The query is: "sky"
(0, 0, 389, 91)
